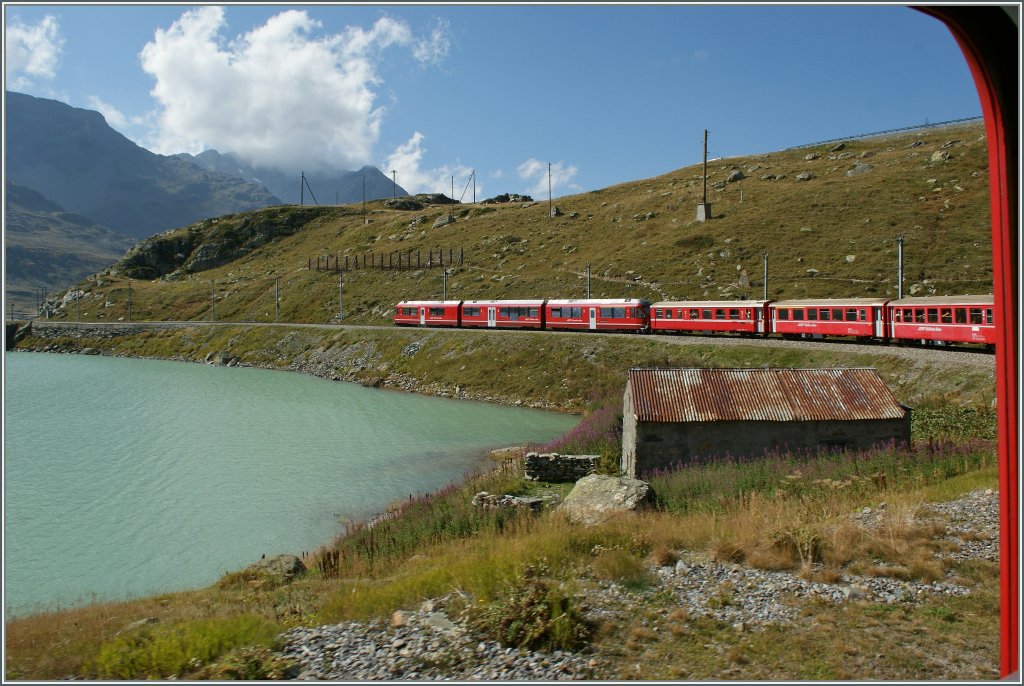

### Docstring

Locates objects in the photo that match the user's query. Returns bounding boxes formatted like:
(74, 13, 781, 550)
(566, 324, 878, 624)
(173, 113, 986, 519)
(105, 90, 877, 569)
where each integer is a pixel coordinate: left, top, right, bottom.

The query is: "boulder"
(242, 554, 307, 585)
(726, 169, 745, 183)
(795, 171, 815, 182)
(432, 214, 456, 229)
(845, 163, 874, 177)
(560, 474, 652, 526)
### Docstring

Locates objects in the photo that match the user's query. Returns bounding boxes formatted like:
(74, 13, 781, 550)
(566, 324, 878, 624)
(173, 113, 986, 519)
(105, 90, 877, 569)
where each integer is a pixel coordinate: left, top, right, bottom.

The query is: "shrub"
(468, 561, 591, 652)
(89, 615, 281, 680)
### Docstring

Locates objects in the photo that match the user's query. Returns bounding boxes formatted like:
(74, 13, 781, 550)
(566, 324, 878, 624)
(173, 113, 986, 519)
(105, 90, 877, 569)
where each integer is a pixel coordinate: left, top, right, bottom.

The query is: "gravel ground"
(279, 489, 999, 681)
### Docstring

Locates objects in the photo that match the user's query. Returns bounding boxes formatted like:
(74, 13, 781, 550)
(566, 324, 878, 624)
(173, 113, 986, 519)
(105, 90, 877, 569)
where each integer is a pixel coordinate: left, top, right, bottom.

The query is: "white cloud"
(139, 7, 451, 173)
(384, 131, 479, 199)
(517, 158, 579, 198)
(412, 18, 451, 65)
(86, 96, 140, 130)
(5, 15, 64, 89)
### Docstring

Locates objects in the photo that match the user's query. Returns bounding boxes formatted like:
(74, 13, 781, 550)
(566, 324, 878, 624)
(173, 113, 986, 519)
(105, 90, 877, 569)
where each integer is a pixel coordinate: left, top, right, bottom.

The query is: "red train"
(395, 295, 996, 348)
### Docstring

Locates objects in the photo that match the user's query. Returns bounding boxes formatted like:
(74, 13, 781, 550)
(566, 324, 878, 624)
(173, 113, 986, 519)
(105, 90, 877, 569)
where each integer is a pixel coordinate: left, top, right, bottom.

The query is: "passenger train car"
(395, 294, 995, 348)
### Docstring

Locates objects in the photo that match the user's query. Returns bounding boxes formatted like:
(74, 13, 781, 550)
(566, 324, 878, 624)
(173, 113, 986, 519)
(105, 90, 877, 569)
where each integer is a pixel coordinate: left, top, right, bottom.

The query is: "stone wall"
(524, 452, 599, 483)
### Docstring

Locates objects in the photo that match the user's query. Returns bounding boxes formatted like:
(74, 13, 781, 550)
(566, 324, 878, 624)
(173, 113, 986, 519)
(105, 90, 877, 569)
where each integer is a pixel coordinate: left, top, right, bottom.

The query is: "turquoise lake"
(4, 352, 576, 617)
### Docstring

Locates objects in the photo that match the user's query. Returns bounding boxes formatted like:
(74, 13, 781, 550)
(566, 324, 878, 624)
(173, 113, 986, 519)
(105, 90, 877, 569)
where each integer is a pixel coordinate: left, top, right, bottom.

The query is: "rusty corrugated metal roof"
(627, 368, 906, 423)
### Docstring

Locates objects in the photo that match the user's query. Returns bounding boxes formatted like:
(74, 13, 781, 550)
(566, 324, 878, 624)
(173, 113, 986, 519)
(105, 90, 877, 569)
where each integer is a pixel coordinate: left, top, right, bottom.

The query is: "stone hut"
(621, 367, 911, 478)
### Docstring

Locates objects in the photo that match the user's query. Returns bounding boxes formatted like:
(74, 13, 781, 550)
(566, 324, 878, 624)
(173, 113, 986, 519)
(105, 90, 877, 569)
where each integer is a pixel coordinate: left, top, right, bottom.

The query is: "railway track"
(19, 319, 996, 370)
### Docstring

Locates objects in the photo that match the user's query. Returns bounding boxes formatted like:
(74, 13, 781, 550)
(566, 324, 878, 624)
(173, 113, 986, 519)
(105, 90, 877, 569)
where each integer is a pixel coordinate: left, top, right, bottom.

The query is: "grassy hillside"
(48, 121, 991, 325)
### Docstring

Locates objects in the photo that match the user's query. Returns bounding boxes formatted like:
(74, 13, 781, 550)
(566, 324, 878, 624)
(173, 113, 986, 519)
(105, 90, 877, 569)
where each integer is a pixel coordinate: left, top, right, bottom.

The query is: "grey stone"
(560, 474, 652, 525)
(795, 171, 815, 182)
(845, 163, 874, 177)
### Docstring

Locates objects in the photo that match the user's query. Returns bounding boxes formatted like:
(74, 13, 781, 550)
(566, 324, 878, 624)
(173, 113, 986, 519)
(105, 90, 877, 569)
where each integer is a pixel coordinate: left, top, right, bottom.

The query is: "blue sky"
(4, 3, 983, 200)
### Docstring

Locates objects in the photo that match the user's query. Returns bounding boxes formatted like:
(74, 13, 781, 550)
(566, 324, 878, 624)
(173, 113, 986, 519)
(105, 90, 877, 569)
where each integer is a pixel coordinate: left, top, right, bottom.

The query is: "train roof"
(890, 295, 994, 306)
(653, 300, 769, 308)
(396, 300, 462, 306)
(770, 297, 891, 307)
(462, 299, 546, 306)
(546, 298, 650, 306)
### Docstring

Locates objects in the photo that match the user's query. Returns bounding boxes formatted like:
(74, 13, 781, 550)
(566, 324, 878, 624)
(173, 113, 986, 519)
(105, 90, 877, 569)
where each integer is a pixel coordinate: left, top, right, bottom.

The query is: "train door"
(874, 306, 884, 339)
(487, 307, 496, 327)
(589, 308, 597, 330)
(756, 307, 765, 334)
(419, 307, 425, 326)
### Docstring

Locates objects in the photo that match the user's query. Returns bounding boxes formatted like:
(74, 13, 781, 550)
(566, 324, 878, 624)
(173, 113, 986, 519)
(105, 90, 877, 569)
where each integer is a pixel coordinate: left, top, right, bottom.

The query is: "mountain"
(5, 182, 137, 317)
(175, 150, 407, 206)
(4, 91, 282, 239)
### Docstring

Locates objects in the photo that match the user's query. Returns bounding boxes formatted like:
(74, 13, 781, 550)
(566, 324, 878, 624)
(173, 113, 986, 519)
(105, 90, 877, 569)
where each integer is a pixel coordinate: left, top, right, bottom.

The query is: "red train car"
(770, 298, 889, 339)
(650, 300, 770, 335)
(394, 300, 461, 327)
(888, 295, 996, 346)
(545, 298, 650, 332)
(459, 300, 545, 329)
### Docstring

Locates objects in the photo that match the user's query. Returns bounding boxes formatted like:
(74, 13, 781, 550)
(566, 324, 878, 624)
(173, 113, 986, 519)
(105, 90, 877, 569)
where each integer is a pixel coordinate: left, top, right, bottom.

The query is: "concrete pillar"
(696, 202, 712, 222)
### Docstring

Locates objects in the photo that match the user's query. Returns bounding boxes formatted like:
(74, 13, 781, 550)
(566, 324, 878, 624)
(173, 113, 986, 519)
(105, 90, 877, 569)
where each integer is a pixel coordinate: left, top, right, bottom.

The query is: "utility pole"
(896, 234, 905, 299)
(127, 280, 132, 322)
(442, 269, 448, 301)
(762, 252, 769, 301)
(338, 271, 344, 321)
(697, 129, 712, 222)
(391, 170, 397, 199)
(585, 262, 591, 299)
(362, 175, 367, 225)
(300, 172, 305, 206)
(472, 170, 476, 204)
(275, 276, 280, 322)
(548, 162, 552, 218)
(211, 281, 216, 321)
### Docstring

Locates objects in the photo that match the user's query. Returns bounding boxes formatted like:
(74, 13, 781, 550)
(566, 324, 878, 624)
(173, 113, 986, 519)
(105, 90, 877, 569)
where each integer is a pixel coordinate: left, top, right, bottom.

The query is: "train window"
(687, 309, 697, 319)
(665, 310, 673, 319)
(807, 309, 818, 321)
(941, 308, 953, 324)
(893, 309, 902, 322)
(729, 309, 741, 320)
(654, 308, 662, 318)
(832, 308, 844, 320)
(550, 307, 562, 318)
(715, 309, 726, 320)
(530, 308, 538, 318)
(702, 308, 712, 319)
(570, 306, 583, 318)
(600, 307, 626, 318)
(846, 308, 858, 321)
(955, 308, 967, 324)
(499, 308, 509, 318)
(927, 308, 939, 323)
(464, 307, 478, 317)
(819, 309, 830, 321)
(777, 308, 789, 320)
(986, 308, 993, 324)
(969, 308, 983, 324)
(429, 307, 445, 316)
(793, 309, 805, 321)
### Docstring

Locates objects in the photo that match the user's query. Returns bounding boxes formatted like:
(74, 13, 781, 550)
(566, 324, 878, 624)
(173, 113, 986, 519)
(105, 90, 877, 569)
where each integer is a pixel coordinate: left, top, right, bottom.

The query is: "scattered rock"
(795, 171, 815, 182)
(726, 170, 745, 183)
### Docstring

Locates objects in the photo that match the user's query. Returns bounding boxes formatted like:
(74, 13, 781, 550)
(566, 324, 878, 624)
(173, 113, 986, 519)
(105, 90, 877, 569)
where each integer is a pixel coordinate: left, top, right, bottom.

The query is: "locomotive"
(394, 295, 996, 348)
